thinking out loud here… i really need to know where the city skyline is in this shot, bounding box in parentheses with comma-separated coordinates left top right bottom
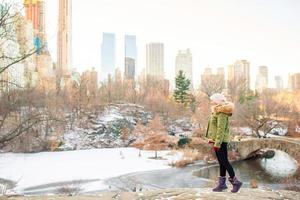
(16, 0, 300, 88)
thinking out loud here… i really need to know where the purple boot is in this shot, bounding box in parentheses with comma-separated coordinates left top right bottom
(229, 177, 243, 193)
(212, 176, 228, 192)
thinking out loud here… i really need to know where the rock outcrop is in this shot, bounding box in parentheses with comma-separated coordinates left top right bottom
(1, 188, 300, 200)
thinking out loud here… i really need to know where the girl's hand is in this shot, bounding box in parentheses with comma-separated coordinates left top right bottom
(208, 140, 215, 144)
(213, 146, 220, 151)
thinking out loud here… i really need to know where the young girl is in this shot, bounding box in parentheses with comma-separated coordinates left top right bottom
(205, 93, 242, 193)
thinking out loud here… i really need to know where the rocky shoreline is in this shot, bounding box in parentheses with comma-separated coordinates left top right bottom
(1, 188, 299, 200)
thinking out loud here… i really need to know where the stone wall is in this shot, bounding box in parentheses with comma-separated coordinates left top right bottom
(230, 138, 300, 160)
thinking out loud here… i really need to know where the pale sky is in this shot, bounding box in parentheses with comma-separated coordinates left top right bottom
(20, 0, 300, 88)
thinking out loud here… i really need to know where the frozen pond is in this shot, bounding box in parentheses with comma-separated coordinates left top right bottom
(0, 149, 299, 195)
(0, 148, 182, 195)
(194, 150, 299, 189)
(107, 150, 300, 191)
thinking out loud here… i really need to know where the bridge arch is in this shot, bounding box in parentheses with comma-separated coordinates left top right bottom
(230, 138, 300, 161)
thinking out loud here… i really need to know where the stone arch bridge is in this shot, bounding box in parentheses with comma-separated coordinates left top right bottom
(229, 137, 300, 160)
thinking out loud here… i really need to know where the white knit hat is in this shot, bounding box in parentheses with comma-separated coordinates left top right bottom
(210, 93, 227, 105)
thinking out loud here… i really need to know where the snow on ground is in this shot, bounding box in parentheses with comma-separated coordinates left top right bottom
(232, 127, 253, 136)
(0, 148, 183, 194)
(58, 104, 153, 151)
(232, 126, 288, 137)
(260, 150, 299, 177)
(98, 107, 124, 123)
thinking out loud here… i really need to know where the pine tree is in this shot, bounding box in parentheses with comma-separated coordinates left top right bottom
(173, 70, 191, 104)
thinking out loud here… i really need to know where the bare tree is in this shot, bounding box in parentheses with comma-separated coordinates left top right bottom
(227, 77, 249, 103)
(201, 77, 225, 97)
(132, 115, 177, 158)
(236, 91, 291, 138)
(70, 76, 90, 115)
(124, 78, 137, 104)
(191, 91, 211, 135)
(0, 1, 40, 76)
(274, 91, 300, 136)
(0, 1, 51, 150)
(0, 89, 61, 149)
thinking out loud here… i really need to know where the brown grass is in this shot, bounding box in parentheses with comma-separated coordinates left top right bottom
(57, 185, 82, 196)
(170, 159, 194, 168)
(182, 148, 204, 161)
(192, 128, 206, 138)
(188, 137, 207, 146)
(166, 150, 178, 156)
(170, 148, 204, 168)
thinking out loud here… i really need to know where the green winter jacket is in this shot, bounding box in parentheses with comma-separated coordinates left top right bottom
(205, 103, 234, 148)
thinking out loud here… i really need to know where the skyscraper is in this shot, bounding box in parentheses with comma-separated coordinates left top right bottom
(217, 67, 225, 76)
(201, 67, 213, 87)
(255, 66, 268, 93)
(24, 0, 45, 31)
(275, 75, 283, 90)
(125, 57, 135, 79)
(57, 0, 72, 77)
(0, 21, 26, 92)
(101, 33, 116, 82)
(23, 0, 46, 52)
(15, 15, 41, 88)
(146, 43, 164, 80)
(175, 49, 193, 88)
(228, 60, 251, 90)
(124, 35, 137, 79)
(288, 73, 300, 91)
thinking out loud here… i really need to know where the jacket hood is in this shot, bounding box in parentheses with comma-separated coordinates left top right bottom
(213, 102, 234, 116)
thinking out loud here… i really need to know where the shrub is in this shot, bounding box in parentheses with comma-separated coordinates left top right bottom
(56, 181, 82, 196)
(178, 137, 191, 147)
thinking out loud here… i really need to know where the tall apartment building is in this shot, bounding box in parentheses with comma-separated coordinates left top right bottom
(57, 0, 72, 77)
(288, 73, 300, 91)
(146, 43, 164, 80)
(124, 35, 137, 79)
(201, 67, 225, 93)
(228, 60, 251, 90)
(175, 49, 193, 89)
(101, 33, 116, 82)
(24, 0, 47, 51)
(275, 75, 283, 90)
(255, 66, 268, 93)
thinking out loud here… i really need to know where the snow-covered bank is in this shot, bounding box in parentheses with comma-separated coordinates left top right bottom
(59, 104, 153, 151)
(0, 148, 182, 195)
(260, 150, 299, 177)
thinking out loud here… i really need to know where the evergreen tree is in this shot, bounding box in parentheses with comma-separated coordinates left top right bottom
(173, 70, 191, 104)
